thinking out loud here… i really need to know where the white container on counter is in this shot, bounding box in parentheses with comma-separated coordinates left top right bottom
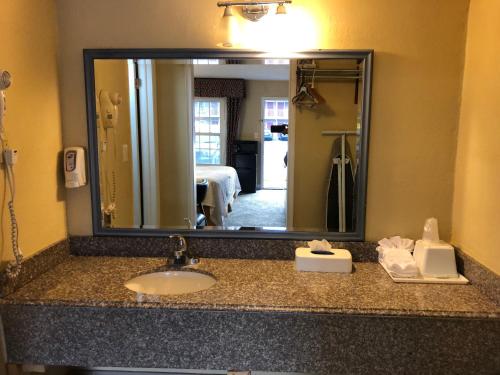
(295, 247, 352, 273)
(413, 240, 458, 278)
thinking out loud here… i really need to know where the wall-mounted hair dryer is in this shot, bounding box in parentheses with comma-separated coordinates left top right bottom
(0, 70, 11, 91)
(99, 90, 122, 129)
(96, 90, 122, 226)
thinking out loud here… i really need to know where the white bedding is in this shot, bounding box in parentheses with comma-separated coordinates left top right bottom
(195, 165, 241, 226)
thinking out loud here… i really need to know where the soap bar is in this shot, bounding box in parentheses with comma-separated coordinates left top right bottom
(295, 248, 352, 273)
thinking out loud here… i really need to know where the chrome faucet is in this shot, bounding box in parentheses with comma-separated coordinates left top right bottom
(168, 234, 199, 266)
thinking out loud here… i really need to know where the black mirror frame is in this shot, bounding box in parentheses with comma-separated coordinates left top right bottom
(84, 49, 373, 240)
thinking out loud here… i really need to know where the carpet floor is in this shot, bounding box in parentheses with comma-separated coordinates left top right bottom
(225, 189, 286, 228)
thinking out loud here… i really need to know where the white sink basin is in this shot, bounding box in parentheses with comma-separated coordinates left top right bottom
(125, 271, 216, 296)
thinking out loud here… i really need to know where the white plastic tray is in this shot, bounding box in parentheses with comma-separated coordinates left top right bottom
(379, 261, 469, 284)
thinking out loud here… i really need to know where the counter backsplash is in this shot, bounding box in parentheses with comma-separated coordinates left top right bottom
(0, 235, 498, 305)
(68, 236, 379, 261)
(0, 239, 70, 297)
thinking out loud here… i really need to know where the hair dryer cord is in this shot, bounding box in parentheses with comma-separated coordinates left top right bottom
(2, 144, 23, 278)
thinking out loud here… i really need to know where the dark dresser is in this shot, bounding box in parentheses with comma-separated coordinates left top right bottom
(233, 140, 258, 193)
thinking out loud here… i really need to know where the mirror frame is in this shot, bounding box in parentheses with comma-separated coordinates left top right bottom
(84, 49, 373, 240)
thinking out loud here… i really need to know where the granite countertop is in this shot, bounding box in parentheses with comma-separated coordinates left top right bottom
(1, 256, 498, 319)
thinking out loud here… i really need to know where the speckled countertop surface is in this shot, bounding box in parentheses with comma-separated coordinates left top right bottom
(1, 256, 498, 319)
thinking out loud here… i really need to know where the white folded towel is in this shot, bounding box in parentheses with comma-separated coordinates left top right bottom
(377, 236, 418, 278)
(377, 236, 414, 251)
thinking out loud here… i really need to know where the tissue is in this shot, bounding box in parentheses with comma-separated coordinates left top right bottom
(422, 217, 440, 242)
(307, 239, 332, 251)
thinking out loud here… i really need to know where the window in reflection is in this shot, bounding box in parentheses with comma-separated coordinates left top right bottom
(194, 98, 226, 165)
(192, 59, 220, 65)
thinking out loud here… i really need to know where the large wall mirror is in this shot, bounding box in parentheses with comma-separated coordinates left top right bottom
(84, 49, 372, 239)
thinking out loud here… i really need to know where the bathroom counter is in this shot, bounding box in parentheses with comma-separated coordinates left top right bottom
(1, 256, 498, 318)
(1, 256, 499, 374)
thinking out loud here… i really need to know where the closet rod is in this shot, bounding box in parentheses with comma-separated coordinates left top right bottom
(298, 68, 361, 73)
(301, 76, 361, 81)
(321, 130, 359, 136)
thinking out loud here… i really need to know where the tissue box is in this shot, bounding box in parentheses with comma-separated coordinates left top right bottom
(295, 248, 352, 273)
(413, 240, 458, 278)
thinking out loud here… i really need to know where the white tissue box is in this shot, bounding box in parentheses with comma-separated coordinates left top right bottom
(295, 248, 352, 273)
(413, 240, 458, 278)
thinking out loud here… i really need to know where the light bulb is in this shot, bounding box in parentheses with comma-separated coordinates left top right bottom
(223, 5, 233, 17)
(219, 6, 240, 48)
(276, 3, 287, 15)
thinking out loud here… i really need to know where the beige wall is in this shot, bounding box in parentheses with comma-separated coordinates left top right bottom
(240, 80, 289, 141)
(156, 61, 193, 227)
(0, 0, 67, 264)
(94, 60, 134, 228)
(56, 0, 469, 242)
(239, 80, 289, 187)
(451, 0, 500, 275)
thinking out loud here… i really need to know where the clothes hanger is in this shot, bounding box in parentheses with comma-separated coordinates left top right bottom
(292, 85, 314, 103)
(292, 65, 325, 108)
(292, 84, 318, 108)
(292, 68, 317, 108)
(308, 69, 325, 105)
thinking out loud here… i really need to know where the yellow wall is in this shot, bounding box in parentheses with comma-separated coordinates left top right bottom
(0, 0, 67, 263)
(56, 0, 469, 241)
(451, 0, 500, 275)
(94, 60, 134, 228)
(156, 61, 193, 227)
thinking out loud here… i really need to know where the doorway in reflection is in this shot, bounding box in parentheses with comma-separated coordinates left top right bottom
(193, 59, 290, 228)
(262, 98, 288, 190)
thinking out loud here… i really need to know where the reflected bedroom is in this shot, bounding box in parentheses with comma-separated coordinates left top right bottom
(93, 57, 364, 233)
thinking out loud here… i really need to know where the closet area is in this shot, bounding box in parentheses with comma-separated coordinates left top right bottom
(292, 59, 364, 232)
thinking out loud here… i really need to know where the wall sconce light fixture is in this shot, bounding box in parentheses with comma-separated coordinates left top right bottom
(218, 1, 292, 22)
